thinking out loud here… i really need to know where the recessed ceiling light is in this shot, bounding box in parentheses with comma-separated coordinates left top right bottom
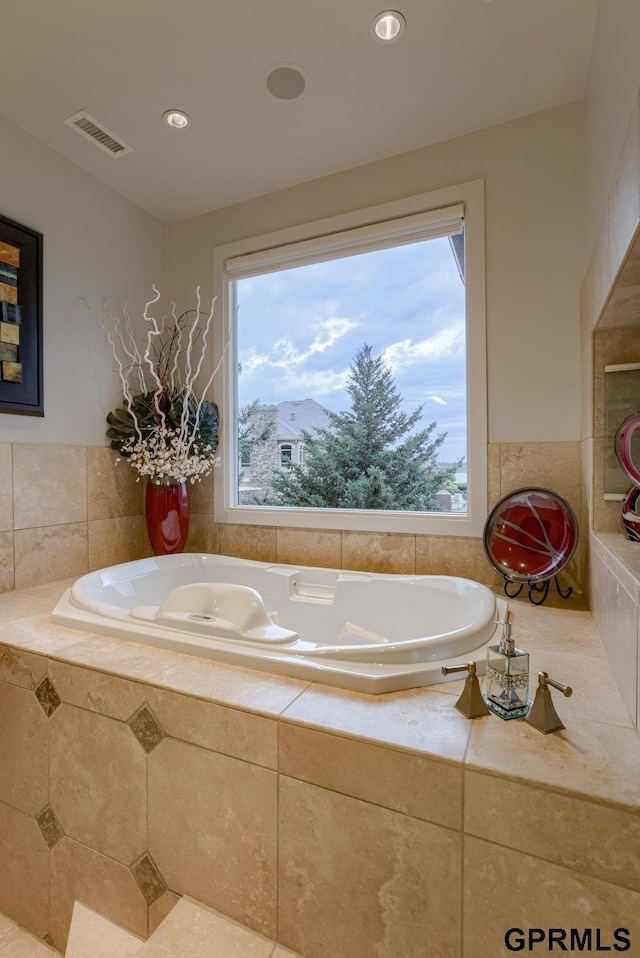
(371, 10, 406, 42)
(163, 110, 190, 129)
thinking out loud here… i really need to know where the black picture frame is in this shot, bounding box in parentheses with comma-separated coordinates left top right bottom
(0, 213, 44, 416)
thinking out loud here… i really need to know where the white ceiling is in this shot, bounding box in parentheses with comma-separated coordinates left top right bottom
(1, 0, 599, 224)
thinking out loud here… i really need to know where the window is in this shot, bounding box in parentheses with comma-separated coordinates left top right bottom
(280, 443, 293, 466)
(213, 180, 486, 536)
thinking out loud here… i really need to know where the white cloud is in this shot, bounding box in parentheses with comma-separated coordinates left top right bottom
(430, 396, 447, 406)
(382, 323, 465, 370)
(241, 317, 359, 378)
(270, 317, 359, 368)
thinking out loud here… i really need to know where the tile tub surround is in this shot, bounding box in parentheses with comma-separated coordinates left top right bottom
(0, 582, 639, 956)
(590, 531, 640, 729)
(0, 437, 586, 596)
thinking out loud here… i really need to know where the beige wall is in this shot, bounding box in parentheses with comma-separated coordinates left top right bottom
(0, 114, 167, 447)
(584, 0, 640, 260)
(169, 102, 584, 447)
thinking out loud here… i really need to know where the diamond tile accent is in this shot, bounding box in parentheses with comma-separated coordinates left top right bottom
(127, 703, 165, 753)
(130, 852, 168, 905)
(34, 676, 61, 717)
(36, 804, 64, 849)
(43, 933, 57, 949)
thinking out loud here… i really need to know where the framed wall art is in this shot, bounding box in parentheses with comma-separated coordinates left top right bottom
(0, 212, 43, 416)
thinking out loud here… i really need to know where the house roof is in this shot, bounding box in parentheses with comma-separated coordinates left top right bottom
(277, 400, 330, 442)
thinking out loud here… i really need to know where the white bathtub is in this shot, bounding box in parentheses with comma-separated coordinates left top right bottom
(51, 554, 505, 694)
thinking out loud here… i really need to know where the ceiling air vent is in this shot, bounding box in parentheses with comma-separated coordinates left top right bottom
(64, 111, 133, 157)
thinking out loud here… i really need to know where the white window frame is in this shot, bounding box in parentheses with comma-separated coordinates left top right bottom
(212, 179, 487, 537)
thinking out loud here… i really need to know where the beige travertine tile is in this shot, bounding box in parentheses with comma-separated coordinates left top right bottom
(482, 598, 615, 679)
(52, 634, 181, 683)
(599, 282, 640, 328)
(466, 710, 640, 809)
(0, 927, 58, 957)
(272, 949, 304, 958)
(5, 615, 90, 656)
(21, 577, 79, 600)
(0, 592, 54, 624)
(525, 648, 632, 728)
(580, 436, 593, 538)
(592, 438, 622, 533)
(88, 516, 149, 570)
(593, 324, 640, 441)
(0, 645, 47, 690)
(618, 230, 640, 286)
(281, 684, 472, 763)
(465, 770, 640, 892)
(137, 897, 274, 957)
(49, 704, 147, 863)
(13, 445, 87, 530)
(48, 660, 146, 720)
(219, 523, 277, 561)
(590, 549, 638, 725)
(0, 444, 12, 532)
(609, 95, 639, 275)
(50, 836, 147, 951)
(87, 447, 143, 520)
(65, 902, 144, 958)
(0, 531, 14, 594)
(341, 531, 415, 574)
(0, 799, 50, 939)
(146, 686, 278, 768)
(487, 443, 501, 510)
(0, 681, 48, 815)
(415, 534, 497, 587)
(279, 722, 462, 829)
(185, 513, 218, 554)
(148, 891, 180, 936)
(581, 335, 593, 443)
(591, 530, 640, 605)
(278, 776, 461, 958)
(188, 474, 215, 515)
(464, 835, 640, 958)
(14, 523, 88, 590)
(151, 655, 308, 717)
(498, 441, 581, 510)
(276, 527, 341, 569)
(0, 914, 16, 937)
(148, 738, 277, 937)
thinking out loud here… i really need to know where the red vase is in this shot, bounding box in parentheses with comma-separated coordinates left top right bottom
(145, 480, 189, 555)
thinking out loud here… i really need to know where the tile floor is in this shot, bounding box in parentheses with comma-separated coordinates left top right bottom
(0, 898, 303, 957)
(0, 912, 57, 956)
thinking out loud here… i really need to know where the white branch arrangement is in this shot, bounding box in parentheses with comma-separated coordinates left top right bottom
(101, 286, 224, 484)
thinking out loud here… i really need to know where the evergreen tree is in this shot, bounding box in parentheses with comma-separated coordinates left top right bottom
(265, 344, 459, 511)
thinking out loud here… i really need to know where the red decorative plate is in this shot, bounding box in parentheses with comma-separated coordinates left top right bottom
(614, 412, 640, 488)
(484, 487, 578, 583)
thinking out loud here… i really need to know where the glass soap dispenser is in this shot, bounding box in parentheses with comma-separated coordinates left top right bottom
(484, 611, 531, 720)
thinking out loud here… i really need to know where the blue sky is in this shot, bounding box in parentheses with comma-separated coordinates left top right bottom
(236, 235, 467, 462)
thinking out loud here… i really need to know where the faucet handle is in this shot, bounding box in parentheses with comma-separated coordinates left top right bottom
(441, 661, 489, 719)
(441, 661, 478, 677)
(526, 671, 573, 734)
(539, 672, 573, 697)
